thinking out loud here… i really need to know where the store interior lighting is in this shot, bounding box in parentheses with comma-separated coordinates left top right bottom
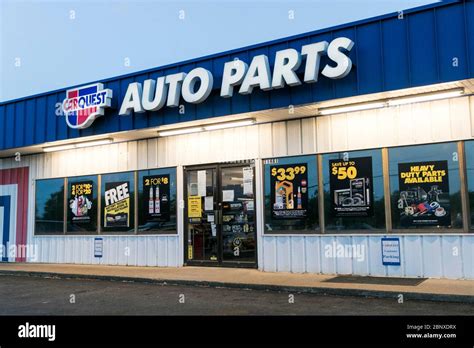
(43, 138, 114, 152)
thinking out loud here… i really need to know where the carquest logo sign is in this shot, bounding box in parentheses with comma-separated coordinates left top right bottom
(62, 83, 113, 129)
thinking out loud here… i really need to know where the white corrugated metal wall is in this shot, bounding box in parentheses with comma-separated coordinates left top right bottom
(0, 96, 473, 278)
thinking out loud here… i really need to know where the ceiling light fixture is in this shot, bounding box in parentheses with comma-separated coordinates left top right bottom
(43, 138, 113, 152)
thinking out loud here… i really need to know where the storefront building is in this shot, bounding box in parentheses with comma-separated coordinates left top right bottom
(1, 0, 474, 279)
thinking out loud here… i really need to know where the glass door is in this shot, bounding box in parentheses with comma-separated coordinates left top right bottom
(184, 162, 257, 267)
(220, 164, 256, 265)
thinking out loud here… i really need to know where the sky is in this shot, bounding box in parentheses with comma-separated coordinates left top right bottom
(0, 0, 439, 102)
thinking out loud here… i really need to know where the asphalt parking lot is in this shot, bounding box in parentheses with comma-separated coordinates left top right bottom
(0, 275, 473, 315)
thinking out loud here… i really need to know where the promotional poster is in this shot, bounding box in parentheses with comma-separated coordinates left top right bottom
(104, 181, 130, 228)
(270, 163, 308, 219)
(143, 175, 170, 222)
(397, 160, 450, 227)
(329, 156, 374, 217)
(68, 181, 94, 224)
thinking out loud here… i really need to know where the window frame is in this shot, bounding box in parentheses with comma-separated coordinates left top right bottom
(34, 177, 67, 236)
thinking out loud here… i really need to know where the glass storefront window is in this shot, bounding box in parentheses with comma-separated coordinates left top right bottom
(101, 172, 135, 233)
(66, 175, 98, 233)
(138, 168, 177, 234)
(35, 178, 65, 234)
(322, 149, 385, 231)
(264, 155, 319, 233)
(465, 140, 474, 229)
(389, 142, 462, 229)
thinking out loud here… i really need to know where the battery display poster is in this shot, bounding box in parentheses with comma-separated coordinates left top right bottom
(69, 181, 93, 224)
(270, 163, 308, 219)
(330, 156, 374, 217)
(143, 175, 170, 222)
(397, 161, 450, 227)
(104, 181, 130, 228)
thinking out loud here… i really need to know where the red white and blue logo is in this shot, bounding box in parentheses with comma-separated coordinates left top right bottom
(62, 83, 113, 129)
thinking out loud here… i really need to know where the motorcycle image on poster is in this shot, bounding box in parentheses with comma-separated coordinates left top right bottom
(397, 161, 450, 227)
(270, 163, 308, 219)
(329, 156, 374, 217)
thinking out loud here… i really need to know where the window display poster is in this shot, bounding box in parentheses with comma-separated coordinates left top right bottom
(69, 181, 93, 224)
(397, 161, 450, 227)
(104, 181, 130, 227)
(143, 175, 170, 222)
(270, 163, 308, 219)
(330, 156, 374, 217)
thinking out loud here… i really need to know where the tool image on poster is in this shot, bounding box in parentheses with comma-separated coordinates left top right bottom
(143, 175, 170, 222)
(270, 164, 308, 219)
(330, 156, 374, 217)
(397, 161, 450, 227)
(69, 181, 93, 224)
(104, 181, 130, 227)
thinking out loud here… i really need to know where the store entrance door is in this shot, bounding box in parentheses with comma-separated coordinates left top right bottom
(184, 162, 257, 268)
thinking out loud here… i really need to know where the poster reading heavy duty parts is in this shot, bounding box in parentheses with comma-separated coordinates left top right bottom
(397, 161, 450, 227)
(330, 156, 374, 217)
(270, 163, 308, 219)
(143, 175, 170, 222)
(104, 181, 130, 227)
(69, 181, 93, 224)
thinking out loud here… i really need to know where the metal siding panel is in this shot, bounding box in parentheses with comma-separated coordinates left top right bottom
(276, 236, 291, 272)
(211, 55, 232, 117)
(119, 78, 135, 132)
(466, 1, 474, 78)
(320, 236, 336, 274)
(329, 113, 349, 152)
(333, 27, 359, 98)
(133, 74, 151, 131)
(128, 237, 139, 266)
(367, 236, 386, 276)
(157, 236, 167, 267)
(286, 120, 302, 155)
(34, 97, 47, 144)
(137, 236, 147, 266)
(195, 60, 214, 121)
(462, 235, 474, 279)
(334, 236, 353, 275)
(288, 37, 313, 106)
(356, 23, 383, 94)
(230, 52, 251, 115)
(422, 236, 443, 277)
(263, 236, 277, 272)
(24, 100, 36, 146)
(45, 95, 57, 142)
(249, 46, 272, 112)
(14, 102, 25, 148)
(408, 11, 438, 86)
(0, 107, 5, 149)
(351, 236, 369, 276)
(290, 236, 305, 273)
(5, 104, 15, 149)
(441, 235, 463, 279)
(118, 237, 127, 265)
(167, 236, 178, 267)
(272, 122, 287, 156)
(163, 67, 181, 126)
(382, 18, 410, 91)
(436, 6, 468, 82)
(268, 42, 291, 108)
(309, 32, 334, 102)
(258, 123, 273, 158)
(403, 235, 423, 277)
(304, 236, 321, 273)
(386, 235, 404, 277)
(179, 63, 198, 123)
(315, 116, 331, 153)
(449, 96, 472, 139)
(145, 236, 156, 266)
(301, 117, 317, 154)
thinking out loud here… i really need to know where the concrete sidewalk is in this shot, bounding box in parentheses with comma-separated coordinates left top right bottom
(0, 263, 473, 303)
